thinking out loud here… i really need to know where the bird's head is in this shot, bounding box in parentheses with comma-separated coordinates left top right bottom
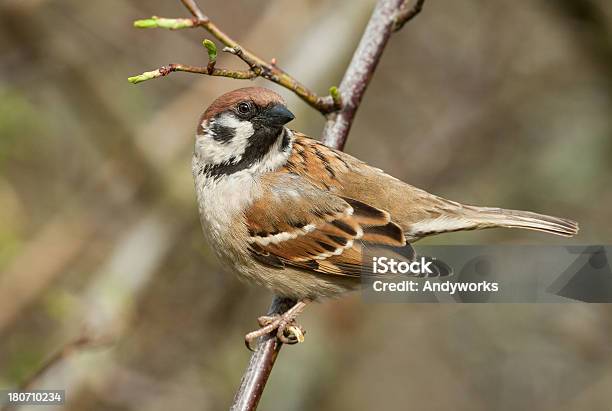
(195, 87, 295, 177)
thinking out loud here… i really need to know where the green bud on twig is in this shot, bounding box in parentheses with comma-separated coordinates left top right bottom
(133, 19, 158, 29)
(329, 86, 342, 109)
(128, 69, 162, 84)
(203, 39, 217, 63)
(133, 16, 195, 30)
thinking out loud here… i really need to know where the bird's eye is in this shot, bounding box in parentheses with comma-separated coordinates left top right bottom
(237, 102, 252, 115)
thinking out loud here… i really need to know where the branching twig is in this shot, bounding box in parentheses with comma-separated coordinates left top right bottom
(129, 3, 336, 114)
(128, 1, 426, 410)
(393, 0, 426, 31)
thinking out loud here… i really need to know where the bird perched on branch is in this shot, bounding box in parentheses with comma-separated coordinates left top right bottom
(192, 87, 578, 349)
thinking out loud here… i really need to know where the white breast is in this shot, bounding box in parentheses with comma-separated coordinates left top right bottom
(192, 155, 261, 255)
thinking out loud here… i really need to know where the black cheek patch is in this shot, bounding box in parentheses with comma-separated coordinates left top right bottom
(210, 121, 235, 143)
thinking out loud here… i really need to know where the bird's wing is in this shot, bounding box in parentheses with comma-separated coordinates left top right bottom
(245, 172, 410, 277)
(281, 133, 439, 229)
(284, 133, 578, 239)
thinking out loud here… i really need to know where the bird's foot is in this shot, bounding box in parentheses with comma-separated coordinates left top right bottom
(244, 300, 308, 351)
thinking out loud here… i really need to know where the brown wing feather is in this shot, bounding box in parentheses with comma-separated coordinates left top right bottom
(282, 134, 356, 192)
(280, 134, 458, 235)
(245, 172, 408, 278)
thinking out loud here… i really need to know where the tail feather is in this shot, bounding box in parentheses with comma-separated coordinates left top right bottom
(468, 206, 579, 237)
(407, 205, 579, 239)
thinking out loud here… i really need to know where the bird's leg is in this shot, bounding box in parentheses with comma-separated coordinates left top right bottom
(244, 299, 310, 351)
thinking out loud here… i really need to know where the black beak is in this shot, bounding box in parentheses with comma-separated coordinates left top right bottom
(264, 104, 295, 126)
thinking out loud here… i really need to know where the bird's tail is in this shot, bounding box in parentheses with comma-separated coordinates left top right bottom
(407, 204, 579, 239)
(465, 206, 579, 237)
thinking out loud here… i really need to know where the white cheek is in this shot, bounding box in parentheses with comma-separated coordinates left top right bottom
(195, 114, 254, 165)
(217, 114, 254, 144)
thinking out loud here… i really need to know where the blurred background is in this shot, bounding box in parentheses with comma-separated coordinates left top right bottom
(1, 0, 611, 410)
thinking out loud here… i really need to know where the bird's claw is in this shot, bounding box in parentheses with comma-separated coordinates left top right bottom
(244, 312, 306, 351)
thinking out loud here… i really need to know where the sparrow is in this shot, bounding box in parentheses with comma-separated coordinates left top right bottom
(192, 87, 578, 349)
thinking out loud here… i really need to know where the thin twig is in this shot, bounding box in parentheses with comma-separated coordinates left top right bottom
(128, 63, 258, 84)
(179, 0, 207, 21)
